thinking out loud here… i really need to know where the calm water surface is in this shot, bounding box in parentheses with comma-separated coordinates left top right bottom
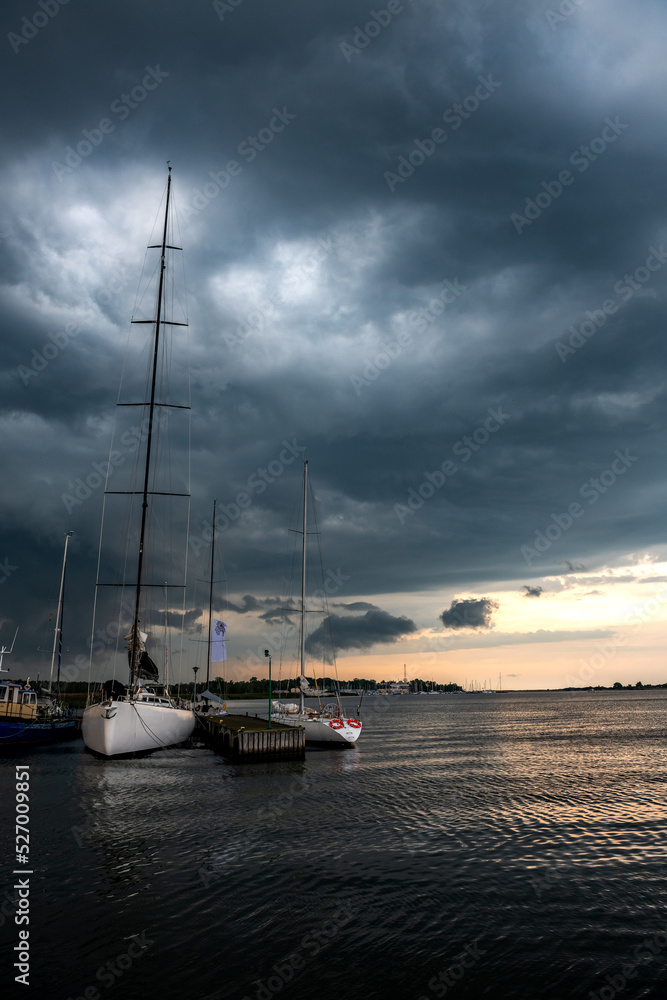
(2, 690, 667, 999)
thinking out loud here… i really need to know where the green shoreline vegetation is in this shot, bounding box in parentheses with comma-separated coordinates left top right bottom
(5, 678, 664, 711)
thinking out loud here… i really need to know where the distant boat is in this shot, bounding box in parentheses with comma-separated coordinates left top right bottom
(0, 533, 77, 745)
(271, 462, 362, 746)
(82, 168, 195, 757)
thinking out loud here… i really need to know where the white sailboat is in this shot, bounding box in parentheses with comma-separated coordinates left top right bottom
(82, 168, 195, 756)
(271, 461, 362, 746)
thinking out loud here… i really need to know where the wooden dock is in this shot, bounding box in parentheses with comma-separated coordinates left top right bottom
(198, 713, 305, 760)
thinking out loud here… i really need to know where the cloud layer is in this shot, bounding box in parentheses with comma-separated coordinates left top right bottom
(439, 597, 499, 630)
(2, 0, 666, 679)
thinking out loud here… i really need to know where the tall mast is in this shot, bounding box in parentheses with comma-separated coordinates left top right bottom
(49, 531, 73, 693)
(206, 499, 216, 688)
(300, 460, 308, 712)
(130, 167, 172, 687)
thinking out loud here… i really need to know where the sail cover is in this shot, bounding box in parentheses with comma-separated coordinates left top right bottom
(124, 624, 159, 680)
(137, 651, 159, 681)
(198, 689, 225, 705)
(212, 620, 228, 662)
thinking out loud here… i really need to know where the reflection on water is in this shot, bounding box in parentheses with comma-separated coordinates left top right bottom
(2, 690, 667, 999)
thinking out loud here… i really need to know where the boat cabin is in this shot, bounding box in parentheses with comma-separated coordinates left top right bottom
(0, 682, 37, 720)
(135, 685, 171, 707)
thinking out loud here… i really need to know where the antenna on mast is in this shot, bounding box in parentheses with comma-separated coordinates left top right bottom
(0, 628, 19, 673)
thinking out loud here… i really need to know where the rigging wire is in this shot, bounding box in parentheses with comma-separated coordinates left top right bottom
(308, 475, 343, 712)
(87, 172, 191, 703)
(278, 480, 304, 697)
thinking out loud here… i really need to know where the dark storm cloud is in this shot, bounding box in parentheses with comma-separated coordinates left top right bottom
(213, 594, 292, 624)
(249, 598, 380, 626)
(2, 0, 667, 676)
(331, 601, 380, 611)
(222, 595, 283, 615)
(258, 608, 292, 625)
(439, 598, 498, 630)
(523, 585, 543, 598)
(306, 609, 418, 657)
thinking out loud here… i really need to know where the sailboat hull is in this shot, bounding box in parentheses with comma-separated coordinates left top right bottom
(272, 713, 361, 745)
(0, 718, 77, 745)
(82, 700, 195, 756)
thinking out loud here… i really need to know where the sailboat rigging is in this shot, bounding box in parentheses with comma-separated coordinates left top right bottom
(0, 532, 77, 745)
(271, 461, 362, 745)
(194, 499, 228, 716)
(49, 530, 73, 697)
(82, 167, 195, 756)
(207, 498, 216, 690)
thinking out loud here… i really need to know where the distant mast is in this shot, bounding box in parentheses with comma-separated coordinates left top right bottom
(206, 499, 217, 688)
(49, 530, 73, 695)
(0, 629, 19, 673)
(300, 461, 308, 713)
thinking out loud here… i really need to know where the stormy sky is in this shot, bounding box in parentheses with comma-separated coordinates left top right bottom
(1, 0, 666, 689)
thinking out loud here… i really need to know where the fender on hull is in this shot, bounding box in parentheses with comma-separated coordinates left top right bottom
(271, 713, 361, 746)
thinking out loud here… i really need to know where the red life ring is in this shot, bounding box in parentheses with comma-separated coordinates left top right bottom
(347, 718, 361, 728)
(329, 719, 344, 729)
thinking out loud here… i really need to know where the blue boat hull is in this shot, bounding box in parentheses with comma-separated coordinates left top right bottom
(0, 718, 78, 745)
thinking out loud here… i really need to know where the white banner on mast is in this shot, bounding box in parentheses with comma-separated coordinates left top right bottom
(212, 620, 228, 662)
